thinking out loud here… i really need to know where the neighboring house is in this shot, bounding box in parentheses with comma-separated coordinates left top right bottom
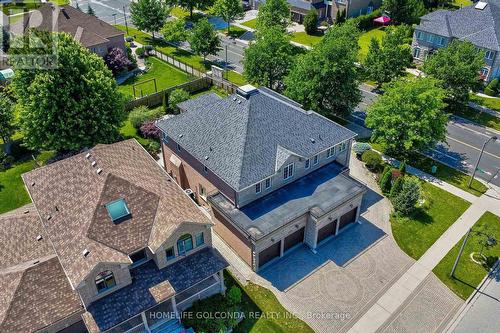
(11, 4, 125, 57)
(412, 0, 500, 81)
(251, 0, 380, 23)
(0, 139, 228, 333)
(156, 85, 367, 271)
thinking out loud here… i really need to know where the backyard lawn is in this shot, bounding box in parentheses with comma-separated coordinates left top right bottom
(0, 151, 54, 214)
(434, 211, 500, 299)
(391, 181, 471, 260)
(291, 32, 323, 47)
(452, 0, 473, 7)
(118, 57, 192, 97)
(241, 18, 257, 29)
(471, 94, 500, 112)
(358, 27, 386, 62)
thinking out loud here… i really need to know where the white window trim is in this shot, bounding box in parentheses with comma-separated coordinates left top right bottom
(283, 163, 294, 180)
(199, 184, 207, 200)
(327, 147, 334, 159)
(265, 177, 272, 189)
(305, 158, 310, 169)
(485, 50, 494, 60)
(255, 182, 261, 194)
(313, 154, 319, 165)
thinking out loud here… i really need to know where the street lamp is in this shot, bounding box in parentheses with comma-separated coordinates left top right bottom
(468, 135, 497, 188)
(450, 228, 497, 277)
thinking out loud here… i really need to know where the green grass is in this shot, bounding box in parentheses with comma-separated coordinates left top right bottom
(471, 94, 500, 112)
(119, 117, 152, 146)
(358, 27, 386, 62)
(226, 70, 247, 86)
(224, 25, 249, 38)
(391, 182, 471, 260)
(447, 102, 500, 131)
(452, 0, 473, 7)
(225, 272, 313, 333)
(171, 6, 190, 19)
(241, 18, 257, 30)
(119, 56, 192, 97)
(433, 211, 500, 299)
(0, 151, 54, 214)
(357, 138, 488, 196)
(291, 31, 323, 47)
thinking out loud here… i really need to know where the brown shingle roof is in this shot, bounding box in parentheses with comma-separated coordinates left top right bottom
(15, 4, 124, 48)
(22, 139, 212, 287)
(0, 206, 82, 333)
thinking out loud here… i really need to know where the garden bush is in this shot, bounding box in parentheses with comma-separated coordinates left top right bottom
(304, 9, 318, 35)
(389, 176, 404, 198)
(168, 89, 190, 112)
(145, 141, 161, 159)
(379, 169, 392, 193)
(104, 47, 131, 76)
(0, 150, 14, 171)
(129, 106, 164, 129)
(227, 286, 242, 306)
(399, 161, 407, 174)
(139, 121, 161, 139)
(393, 177, 421, 215)
(362, 150, 382, 171)
(353, 142, 372, 157)
(135, 47, 145, 58)
(350, 9, 381, 31)
(484, 78, 498, 96)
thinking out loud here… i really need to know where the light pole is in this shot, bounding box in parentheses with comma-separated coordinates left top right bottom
(123, 6, 129, 35)
(468, 135, 497, 187)
(451, 228, 497, 277)
(112, 13, 117, 26)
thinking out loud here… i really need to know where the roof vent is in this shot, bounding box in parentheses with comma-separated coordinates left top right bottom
(96, 168, 103, 175)
(23, 209, 29, 214)
(475, 1, 487, 10)
(32, 260, 39, 265)
(85, 152, 91, 159)
(179, 134, 183, 138)
(204, 155, 209, 160)
(236, 84, 258, 99)
(233, 97, 237, 101)
(46, 215, 51, 221)
(91, 161, 97, 167)
(36, 235, 43, 241)
(31, 182, 35, 187)
(237, 100, 241, 104)
(310, 138, 315, 143)
(82, 249, 90, 257)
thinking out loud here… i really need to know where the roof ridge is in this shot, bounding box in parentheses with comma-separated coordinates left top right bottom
(235, 97, 253, 188)
(0, 266, 28, 329)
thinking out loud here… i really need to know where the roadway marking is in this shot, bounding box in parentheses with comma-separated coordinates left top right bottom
(428, 148, 460, 161)
(446, 136, 500, 160)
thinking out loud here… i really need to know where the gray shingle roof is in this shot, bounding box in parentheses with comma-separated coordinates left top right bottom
(417, 0, 500, 50)
(156, 87, 357, 191)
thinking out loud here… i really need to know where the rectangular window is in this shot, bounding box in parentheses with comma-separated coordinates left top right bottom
(327, 147, 335, 158)
(199, 184, 207, 199)
(166, 247, 175, 260)
(480, 67, 489, 78)
(283, 163, 294, 180)
(196, 232, 204, 247)
(162, 133, 168, 143)
(265, 177, 272, 189)
(255, 182, 261, 194)
(413, 47, 421, 59)
(176, 143, 181, 152)
(129, 249, 147, 267)
(438, 37, 445, 46)
(305, 159, 310, 169)
(313, 154, 319, 165)
(485, 50, 494, 60)
(341, 142, 347, 152)
(427, 33, 433, 43)
(416, 31, 423, 40)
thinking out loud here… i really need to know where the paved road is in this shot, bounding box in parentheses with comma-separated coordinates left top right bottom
(354, 85, 500, 187)
(207, 35, 246, 73)
(72, 0, 131, 25)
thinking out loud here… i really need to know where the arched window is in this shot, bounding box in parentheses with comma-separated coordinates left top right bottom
(177, 234, 193, 255)
(95, 270, 116, 293)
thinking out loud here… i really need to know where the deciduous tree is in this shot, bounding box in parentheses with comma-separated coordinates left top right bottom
(365, 76, 447, 157)
(212, 0, 244, 34)
(0, 91, 15, 143)
(255, 0, 290, 32)
(161, 18, 187, 43)
(303, 9, 318, 35)
(9, 31, 125, 152)
(364, 25, 412, 85)
(382, 0, 425, 25)
(104, 47, 131, 75)
(284, 23, 361, 116)
(130, 0, 170, 38)
(423, 40, 484, 104)
(189, 18, 221, 61)
(243, 27, 294, 90)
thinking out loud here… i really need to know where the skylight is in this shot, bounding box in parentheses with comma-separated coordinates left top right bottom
(105, 198, 131, 222)
(475, 1, 487, 10)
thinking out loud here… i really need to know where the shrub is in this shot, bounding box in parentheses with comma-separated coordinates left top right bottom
(169, 89, 190, 112)
(379, 170, 392, 193)
(362, 150, 382, 171)
(135, 47, 145, 58)
(389, 176, 404, 198)
(182, 294, 236, 333)
(145, 141, 161, 159)
(304, 9, 318, 35)
(129, 106, 164, 129)
(353, 142, 372, 157)
(139, 121, 161, 139)
(227, 286, 242, 306)
(0, 150, 14, 171)
(393, 177, 421, 215)
(485, 87, 496, 96)
(125, 36, 134, 43)
(104, 47, 131, 76)
(399, 161, 407, 174)
(9, 140, 33, 160)
(350, 9, 381, 31)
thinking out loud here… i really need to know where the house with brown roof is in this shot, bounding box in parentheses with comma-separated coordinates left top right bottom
(12, 4, 125, 57)
(0, 139, 228, 333)
(156, 85, 367, 271)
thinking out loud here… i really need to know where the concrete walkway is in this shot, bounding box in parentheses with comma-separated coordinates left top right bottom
(349, 181, 500, 333)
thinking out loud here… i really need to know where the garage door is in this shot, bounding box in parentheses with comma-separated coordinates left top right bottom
(339, 207, 358, 230)
(284, 227, 305, 252)
(258, 242, 281, 268)
(317, 221, 336, 244)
